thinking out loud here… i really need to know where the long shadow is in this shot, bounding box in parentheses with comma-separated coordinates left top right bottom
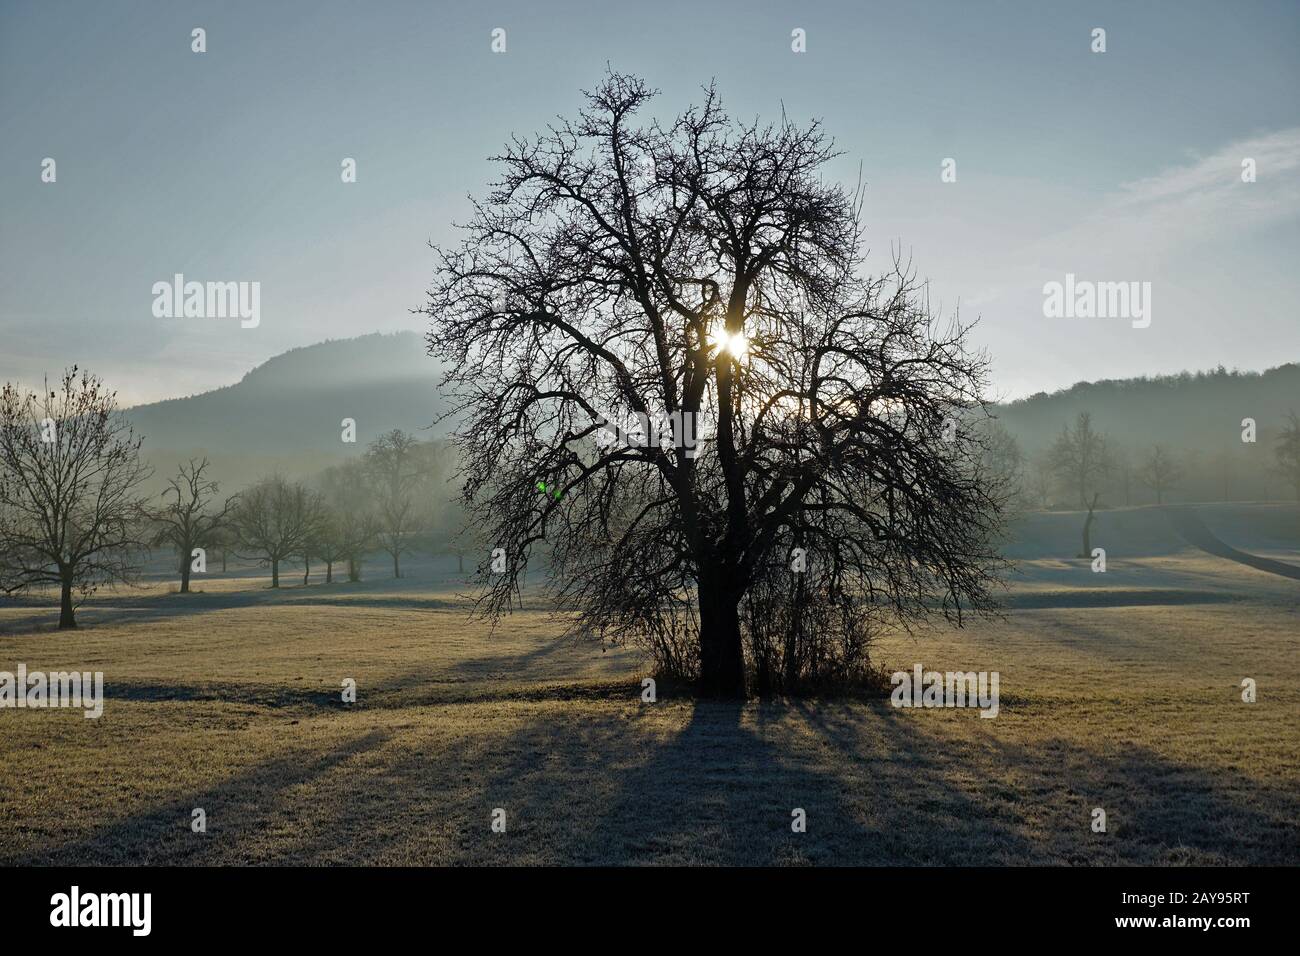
(804, 701, 1299, 865)
(16, 729, 389, 866)
(975, 732, 1300, 865)
(404, 697, 1041, 865)
(1002, 589, 1239, 610)
(0, 581, 467, 634)
(445, 631, 610, 682)
(97, 673, 642, 710)
(15, 698, 1295, 865)
(574, 699, 900, 865)
(99, 679, 346, 709)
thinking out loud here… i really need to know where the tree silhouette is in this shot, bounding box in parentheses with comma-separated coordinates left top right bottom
(149, 458, 237, 593)
(364, 429, 430, 579)
(231, 476, 322, 588)
(1048, 412, 1113, 510)
(423, 72, 1005, 697)
(316, 459, 378, 582)
(0, 368, 151, 628)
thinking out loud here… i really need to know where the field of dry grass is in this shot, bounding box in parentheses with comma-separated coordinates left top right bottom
(2, 514, 1298, 865)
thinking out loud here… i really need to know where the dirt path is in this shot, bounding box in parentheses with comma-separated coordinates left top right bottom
(1164, 506, 1300, 581)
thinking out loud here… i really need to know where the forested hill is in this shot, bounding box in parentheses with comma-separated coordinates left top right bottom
(994, 363, 1299, 454)
(123, 331, 1296, 499)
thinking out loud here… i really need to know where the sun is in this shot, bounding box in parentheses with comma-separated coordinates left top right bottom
(708, 330, 750, 359)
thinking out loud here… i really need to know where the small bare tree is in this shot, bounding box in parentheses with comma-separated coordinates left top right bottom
(231, 476, 322, 588)
(365, 430, 428, 579)
(150, 458, 237, 593)
(311, 460, 379, 583)
(1048, 411, 1115, 558)
(1137, 444, 1183, 505)
(1048, 412, 1113, 510)
(0, 368, 151, 628)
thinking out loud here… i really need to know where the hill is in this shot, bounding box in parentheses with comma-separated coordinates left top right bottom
(124, 331, 1297, 500)
(995, 363, 1299, 452)
(993, 363, 1300, 504)
(126, 332, 447, 490)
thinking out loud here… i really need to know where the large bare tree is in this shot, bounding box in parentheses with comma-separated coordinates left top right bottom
(0, 368, 151, 628)
(423, 73, 1005, 697)
(150, 458, 237, 593)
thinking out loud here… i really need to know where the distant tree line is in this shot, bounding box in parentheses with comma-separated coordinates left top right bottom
(171, 429, 462, 590)
(0, 365, 466, 627)
(1021, 410, 1300, 512)
(2, 365, 1297, 631)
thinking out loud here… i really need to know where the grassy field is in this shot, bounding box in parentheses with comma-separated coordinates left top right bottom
(2, 507, 1298, 865)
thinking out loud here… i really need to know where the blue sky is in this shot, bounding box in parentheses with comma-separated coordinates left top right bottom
(2, 0, 1297, 405)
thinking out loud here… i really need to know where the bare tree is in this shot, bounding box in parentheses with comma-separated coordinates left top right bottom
(209, 522, 236, 573)
(0, 368, 151, 628)
(316, 460, 378, 583)
(1028, 452, 1054, 510)
(1048, 412, 1113, 558)
(365, 430, 428, 579)
(422, 72, 1006, 697)
(150, 458, 237, 593)
(231, 476, 322, 588)
(978, 420, 1025, 513)
(1274, 411, 1300, 502)
(1048, 412, 1113, 510)
(1137, 444, 1183, 505)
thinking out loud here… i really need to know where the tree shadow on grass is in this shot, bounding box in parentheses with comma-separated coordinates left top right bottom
(796, 702, 1300, 865)
(361, 698, 1041, 865)
(17, 699, 1297, 865)
(974, 731, 1300, 865)
(19, 729, 389, 866)
(0, 581, 466, 635)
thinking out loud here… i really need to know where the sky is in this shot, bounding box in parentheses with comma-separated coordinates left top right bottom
(1, 0, 1297, 406)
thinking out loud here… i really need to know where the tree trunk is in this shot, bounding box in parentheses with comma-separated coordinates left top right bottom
(326, 561, 333, 584)
(1080, 493, 1099, 558)
(180, 557, 191, 594)
(348, 557, 360, 583)
(392, 552, 401, 579)
(303, 555, 310, 586)
(58, 572, 77, 629)
(457, 552, 464, 573)
(221, 548, 227, 573)
(271, 559, 280, 588)
(698, 575, 746, 698)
